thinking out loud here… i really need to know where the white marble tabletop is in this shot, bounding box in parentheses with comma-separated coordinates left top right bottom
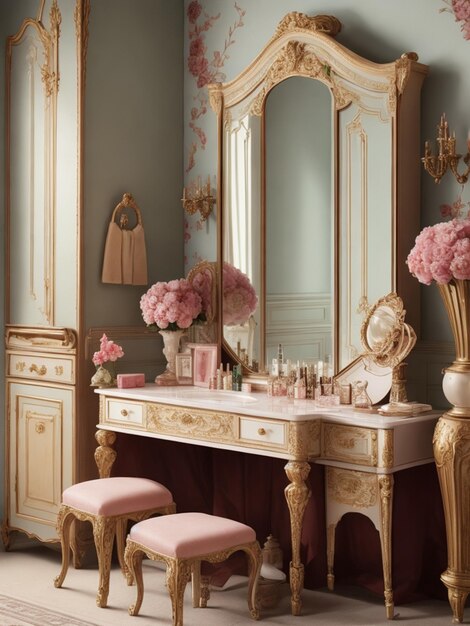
(95, 384, 440, 428)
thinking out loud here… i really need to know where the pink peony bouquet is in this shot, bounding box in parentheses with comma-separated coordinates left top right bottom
(223, 262, 258, 325)
(140, 278, 203, 331)
(191, 267, 214, 321)
(407, 218, 470, 285)
(92, 334, 124, 366)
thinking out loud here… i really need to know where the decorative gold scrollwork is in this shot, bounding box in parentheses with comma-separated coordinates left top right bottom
(29, 364, 47, 376)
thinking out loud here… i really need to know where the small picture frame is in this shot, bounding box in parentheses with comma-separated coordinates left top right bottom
(175, 353, 193, 385)
(192, 343, 218, 388)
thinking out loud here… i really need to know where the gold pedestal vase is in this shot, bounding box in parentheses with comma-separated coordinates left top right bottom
(434, 279, 470, 623)
(155, 329, 185, 386)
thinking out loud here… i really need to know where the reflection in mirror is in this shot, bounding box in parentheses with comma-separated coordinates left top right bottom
(222, 76, 333, 373)
(265, 77, 332, 368)
(366, 305, 397, 351)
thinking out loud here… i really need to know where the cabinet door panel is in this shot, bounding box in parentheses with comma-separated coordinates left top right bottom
(8, 382, 73, 541)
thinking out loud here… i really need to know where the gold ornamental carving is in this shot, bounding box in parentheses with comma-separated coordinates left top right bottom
(395, 52, 418, 95)
(433, 413, 470, 623)
(146, 403, 236, 443)
(378, 474, 394, 619)
(275, 13, 342, 38)
(327, 468, 377, 508)
(382, 430, 394, 468)
(208, 83, 223, 115)
(125, 539, 261, 621)
(287, 420, 320, 459)
(284, 461, 311, 616)
(323, 424, 378, 466)
(94, 429, 117, 478)
(433, 418, 470, 467)
(250, 41, 353, 117)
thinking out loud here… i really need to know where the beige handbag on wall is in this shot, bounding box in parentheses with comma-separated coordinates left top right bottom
(101, 193, 148, 285)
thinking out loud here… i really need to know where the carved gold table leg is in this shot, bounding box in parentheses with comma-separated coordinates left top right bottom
(284, 461, 311, 616)
(378, 474, 394, 620)
(95, 429, 117, 478)
(434, 415, 470, 624)
(326, 523, 336, 591)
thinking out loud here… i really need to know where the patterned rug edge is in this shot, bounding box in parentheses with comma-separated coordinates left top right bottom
(0, 593, 97, 626)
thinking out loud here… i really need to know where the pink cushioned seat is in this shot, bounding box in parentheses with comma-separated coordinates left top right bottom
(129, 512, 256, 558)
(125, 512, 262, 624)
(55, 477, 176, 609)
(62, 477, 173, 516)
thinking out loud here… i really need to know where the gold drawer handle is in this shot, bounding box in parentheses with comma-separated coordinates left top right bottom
(258, 428, 266, 436)
(120, 409, 129, 417)
(35, 422, 45, 434)
(29, 364, 47, 376)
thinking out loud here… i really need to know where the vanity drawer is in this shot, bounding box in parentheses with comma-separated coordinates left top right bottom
(239, 417, 286, 448)
(322, 423, 378, 467)
(7, 352, 75, 384)
(104, 399, 145, 427)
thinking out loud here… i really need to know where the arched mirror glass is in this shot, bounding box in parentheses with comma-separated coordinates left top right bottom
(265, 77, 333, 368)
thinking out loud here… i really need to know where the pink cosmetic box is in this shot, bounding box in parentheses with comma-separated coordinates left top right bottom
(117, 373, 146, 389)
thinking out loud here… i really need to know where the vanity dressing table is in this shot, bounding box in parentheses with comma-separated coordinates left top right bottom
(95, 385, 439, 618)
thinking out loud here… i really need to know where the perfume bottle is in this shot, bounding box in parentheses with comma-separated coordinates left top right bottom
(294, 367, 306, 399)
(353, 380, 372, 409)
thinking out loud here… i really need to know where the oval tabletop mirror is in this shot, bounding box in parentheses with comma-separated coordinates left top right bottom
(360, 292, 416, 403)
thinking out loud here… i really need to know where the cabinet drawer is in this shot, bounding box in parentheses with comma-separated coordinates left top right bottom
(7, 352, 75, 384)
(322, 423, 378, 467)
(239, 417, 286, 447)
(105, 399, 144, 427)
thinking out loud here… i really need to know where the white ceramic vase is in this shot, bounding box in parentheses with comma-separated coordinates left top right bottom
(155, 329, 185, 386)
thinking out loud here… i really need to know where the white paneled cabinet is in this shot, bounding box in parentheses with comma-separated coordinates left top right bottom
(7, 379, 73, 541)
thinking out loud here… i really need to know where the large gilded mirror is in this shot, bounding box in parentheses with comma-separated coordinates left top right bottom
(209, 12, 427, 382)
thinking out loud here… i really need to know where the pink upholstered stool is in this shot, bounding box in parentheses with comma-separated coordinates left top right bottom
(54, 477, 176, 608)
(124, 512, 262, 626)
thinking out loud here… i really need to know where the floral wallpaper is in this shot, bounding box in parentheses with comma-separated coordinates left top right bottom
(184, 1, 246, 271)
(441, 0, 470, 39)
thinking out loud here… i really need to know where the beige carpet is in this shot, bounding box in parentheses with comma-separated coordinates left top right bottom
(0, 544, 456, 625)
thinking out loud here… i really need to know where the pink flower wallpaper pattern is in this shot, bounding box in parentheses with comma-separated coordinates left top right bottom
(184, 1, 246, 270)
(441, 0, 470, 39)
(186, 1, 246, 173)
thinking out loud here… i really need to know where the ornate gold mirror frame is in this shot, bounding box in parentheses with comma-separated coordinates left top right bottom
(209, 12, 427, 387)
(360, 292, 416, 404)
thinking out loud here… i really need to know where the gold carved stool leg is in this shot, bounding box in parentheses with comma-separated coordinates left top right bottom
(378, 474, 394, 619)
(243, 541, 262, 620)
(54, 506, 76, 588)
(434, 414, 470, 624)
(92, 515, 116, 608)
(116, 518, 133, 585)
(284, 461, 311, 616)
(191, 561, 201, 608)
(200, 575, 211, 608)
(125, 542, 145, 616)
(166, 558, 192, 626)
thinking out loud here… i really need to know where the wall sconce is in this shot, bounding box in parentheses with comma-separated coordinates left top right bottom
(182, 176, 215, 221)
(422, 113, 470, 184)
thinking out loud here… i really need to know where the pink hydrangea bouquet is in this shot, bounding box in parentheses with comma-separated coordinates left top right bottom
(407, 218, 470, 285)
(92, 333, 124, 367)
(140, 278, 203, 331)
(223, 262, 258, 325)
